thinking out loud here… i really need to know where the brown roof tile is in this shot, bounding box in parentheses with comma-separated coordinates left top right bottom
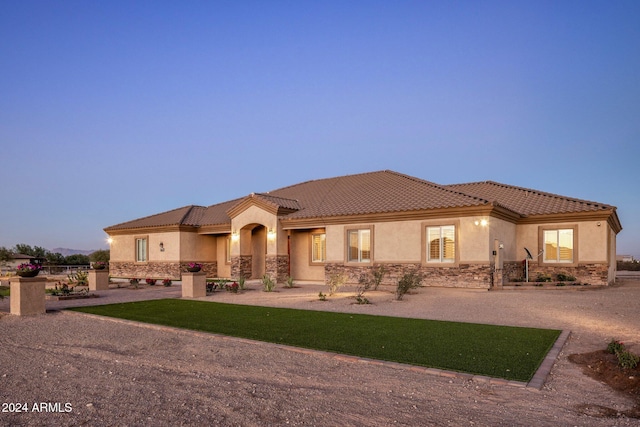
(445, 181, 615, 216)
(105, 205, 207, 231)
(105, 171, 619, 232)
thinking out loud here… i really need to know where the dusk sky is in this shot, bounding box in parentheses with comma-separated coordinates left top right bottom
(1, 1, 639, 258)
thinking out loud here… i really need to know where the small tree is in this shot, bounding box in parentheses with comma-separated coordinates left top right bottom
(396, 269, 423, 300)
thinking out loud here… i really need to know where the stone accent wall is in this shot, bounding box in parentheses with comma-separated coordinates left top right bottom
(109, 261, 217, 280)
(504, 261, 609, 285)
(324, 263, 492, 289)
(231, 255, 252, 280)
(265, 255, 290, 283)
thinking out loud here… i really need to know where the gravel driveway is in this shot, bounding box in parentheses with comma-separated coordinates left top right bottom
(1, 278, 639, 426)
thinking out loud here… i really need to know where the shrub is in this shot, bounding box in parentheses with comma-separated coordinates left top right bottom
(145, 278, 157, 286)
(285, 276, 295, 288)
(162, 278, 172, 287)
(535, 273, 552, 283)
(318, 292, 327, 301)
(617, 350, 640, 369)
(68, 270, 89, 286)
(129, 278, 140, 288)
(262, 274, 275, 292)
(327, 273, 347, 295)
(607, 339, 625, 355)
(237, 276, 246, 290)
(371, 265, 387, 290)
(556, 273, 576, 282)
(396, 269, 423, 301)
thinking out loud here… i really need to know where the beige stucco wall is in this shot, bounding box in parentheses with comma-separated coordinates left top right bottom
(324, 217, 506, 265)
(289, 229, 325, 281)
(109, 231, 216, 263)
(515, 220, 610, 264)
(216, 236, 231, 278)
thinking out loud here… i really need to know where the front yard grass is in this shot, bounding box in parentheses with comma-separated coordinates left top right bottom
(70, 299, 561, 382)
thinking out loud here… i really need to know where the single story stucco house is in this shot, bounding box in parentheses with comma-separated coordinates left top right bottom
(105, 170, 622, 288)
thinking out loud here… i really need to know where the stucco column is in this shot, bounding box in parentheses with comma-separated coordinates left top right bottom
(181, 272, 206, 298)
(10, 276, 46, 316)
(88, 269, 110, 291)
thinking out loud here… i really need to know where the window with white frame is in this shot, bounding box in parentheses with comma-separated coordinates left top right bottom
(427, 225, 455, 262)
(543, 229, 573, 263)
(347, 229, 371, 263)
(311, 233, 326, 263)
(135, 237, 147, 262)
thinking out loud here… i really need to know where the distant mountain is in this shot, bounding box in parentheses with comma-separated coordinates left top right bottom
(50, 248, 97, 257)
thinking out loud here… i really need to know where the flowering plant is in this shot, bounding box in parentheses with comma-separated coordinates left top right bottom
(16, 263, 42, 276)
(145, 278, 157, 286)
(188, 263, 202, 269)
(16, 263, 41, 273)
(224, 282, 239, 293)
(162, 278, 172, 287)
(93, 261, 107, 270)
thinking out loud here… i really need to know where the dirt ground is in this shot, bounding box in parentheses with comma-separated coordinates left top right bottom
(1, 278, 639, 426)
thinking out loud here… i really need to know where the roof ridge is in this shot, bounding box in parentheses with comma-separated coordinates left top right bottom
(387, 171, 491, 205)
(449, 180, 612, 209)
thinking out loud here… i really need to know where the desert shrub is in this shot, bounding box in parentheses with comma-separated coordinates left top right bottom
(371, 265, 387, 290)
(224, 282, 239, 293)
(556, 273, 576, 282)
(68, 270, 88, 286)
(285, 276, 295, 288)
(237, 276, 246, 290)
(262, 274, 275, 292)
(535, 273, 552, 283)
(162, 278, 172, 287)
(395, 269, 423, 301)
(607, 339, 625, 354)
(318, 292, 327, 301)
(327, 273, 347, 296)
(145, 278, 157, 286)
(617, 350, 640, 369)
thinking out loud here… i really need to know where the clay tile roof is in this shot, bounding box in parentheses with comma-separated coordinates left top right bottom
(198, 198, 242, 226)
(445, 181, 615, 216)
(104, 205, 207, 231)
(268, 170, 488, 219)
(252, 193, 301, 211)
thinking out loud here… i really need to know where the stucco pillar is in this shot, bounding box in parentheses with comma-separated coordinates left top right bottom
(88, 269, 110, 291)
(181, 272, 206, 298)
(10, 276, 46, 316)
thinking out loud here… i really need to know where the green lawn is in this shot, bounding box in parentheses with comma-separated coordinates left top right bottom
(0, 286, 9, 298)
(70, 299, 561, 382)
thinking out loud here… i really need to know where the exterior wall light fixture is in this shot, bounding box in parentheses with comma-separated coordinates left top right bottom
(231, 231, 239, 241)
(474, 219, 488, 227)
(268, 228, 276, 239)
(159, 242, 165, 252)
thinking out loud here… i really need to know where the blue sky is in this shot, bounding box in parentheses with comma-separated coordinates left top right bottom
(1, 1, 639, 257)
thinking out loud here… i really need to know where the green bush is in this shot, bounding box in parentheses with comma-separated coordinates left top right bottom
(556, 273, 576, 282)
(535, 273, 552, 283)
(607, 339, 625, 355)
(396, 269, 423, 301)
(617, 350, 640, 369)
(261, 274, 275, 292)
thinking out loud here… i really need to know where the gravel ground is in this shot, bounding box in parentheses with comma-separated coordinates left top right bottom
(1, 278, 639, 426)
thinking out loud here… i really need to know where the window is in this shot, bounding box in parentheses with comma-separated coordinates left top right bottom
(544, 229, 573, 263)
(348, 229, 371, 263)
(311, 233, 326, 263)
(427, 225, 455, 262)
(135, 238, 147, 262)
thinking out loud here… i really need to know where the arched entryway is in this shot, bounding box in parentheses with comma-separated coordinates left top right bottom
(238, 223, 267, 279)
